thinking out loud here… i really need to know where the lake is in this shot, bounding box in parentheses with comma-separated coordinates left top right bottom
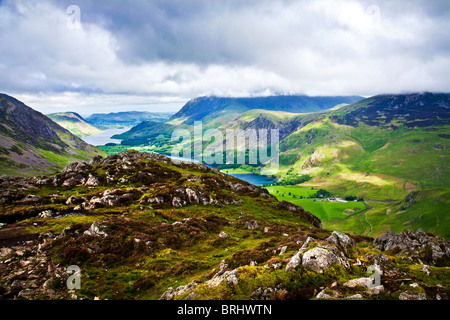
(228, 173, 275, 186)
(81, 127, 131, 146)
(167, 155, 275, 186)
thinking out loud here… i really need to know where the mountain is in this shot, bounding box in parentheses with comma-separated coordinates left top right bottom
(172, 95, 364, 125)
(112, 95, 364, 147)
(0, 94, 105, 177)
(0, 150, 448, 300)
(47, 112, 103, 138)
(330, 92, 450, 128)
(86, 111, 174, 129)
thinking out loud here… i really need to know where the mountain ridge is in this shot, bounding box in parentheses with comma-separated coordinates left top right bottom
(172, 95, 365, 125)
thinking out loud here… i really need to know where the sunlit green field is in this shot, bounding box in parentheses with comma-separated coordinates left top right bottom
(265, 185, 367, 222)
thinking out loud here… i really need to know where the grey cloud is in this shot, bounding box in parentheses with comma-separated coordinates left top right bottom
(0, 0, 449, 109)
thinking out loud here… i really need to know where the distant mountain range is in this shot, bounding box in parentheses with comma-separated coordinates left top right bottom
(47, 112, 103, 138)
(86, 111, 174, 129)
(172, 95, 364, 125)
(0, 94, 105, 176)
(113, 95, 364, 145)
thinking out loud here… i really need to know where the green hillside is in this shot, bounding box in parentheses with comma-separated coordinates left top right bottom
(0, 94, 106, 177)
(47, 112, 103, 138)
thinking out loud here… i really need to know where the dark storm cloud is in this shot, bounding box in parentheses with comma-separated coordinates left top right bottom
(0, 0, 449, 114)
(51, 0, 279, 65)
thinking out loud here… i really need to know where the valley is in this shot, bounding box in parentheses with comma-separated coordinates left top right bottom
(94, 93, 450, 240)
(0, 92, 449, 301)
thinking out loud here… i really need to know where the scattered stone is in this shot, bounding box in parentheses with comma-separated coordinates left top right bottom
(160, 280, 200, 300)
(367, 285, 384, 295)
(345, 294, 363, 300)
(206, 269, 240, 288)
(421, 264, 431, 276)
(285, 251, 302, 272)
(38, 210, 54, 219)
(244, 220, 259, 230)
(172, 197, 183, 208)
(399, 291, 427, 300)
(219, 231, 229, 238)
(85, 174, 100, 186)
(343, 277, 372, 288)
(316, 289, 340, 300)
(83, 223, 108, 238)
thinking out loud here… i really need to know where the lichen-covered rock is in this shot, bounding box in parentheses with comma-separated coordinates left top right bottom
(206, 269, 240, 288)
(244, 220, 259, 230)
(374, 229, 450, 262)
(160, 280, 200, 300)
(219, 231, 229, 238)
(326, 231, 356, 253)
(85, 174, 100, 186)
(285, 251, 302, 272)
(83, 223, 108, 237)
(302, 246, 347, 273)
(399, 291, 427, 300)
(38, 210, 54, 219)
(343, 277, 373, 288)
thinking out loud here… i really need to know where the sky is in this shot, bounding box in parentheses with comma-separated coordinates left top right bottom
(1, 0, 450, 115)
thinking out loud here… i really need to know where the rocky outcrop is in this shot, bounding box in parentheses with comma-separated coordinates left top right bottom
(301, 246, 348, 273)
(399, 291, 427, 300)
(326, 231, 356, 255)
(159, 280, 201, 300)
(0, 233, 69, 299)
(373, 229, 450, 262)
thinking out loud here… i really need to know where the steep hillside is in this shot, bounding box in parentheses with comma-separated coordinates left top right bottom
(277, 93, 450, 190)
(264, 93, 450, 238)
(47, 112, 103, 138)
(0, 94, 105, 177)
(330, 92, 450, 128)
(0, 151, 448, 300)
(86, 111, 174, 129)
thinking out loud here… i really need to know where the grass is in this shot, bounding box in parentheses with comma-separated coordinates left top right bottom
(265, 185, 367, 223)
(321, 188, 450, 240)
